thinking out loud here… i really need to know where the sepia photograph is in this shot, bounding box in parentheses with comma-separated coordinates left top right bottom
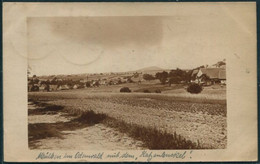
(27, 16, 227, 150)
(3, 2, 257, 162)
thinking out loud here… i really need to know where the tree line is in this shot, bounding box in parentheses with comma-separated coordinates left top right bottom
(28, 76, 85, 87)
(143, 68, 193, 86)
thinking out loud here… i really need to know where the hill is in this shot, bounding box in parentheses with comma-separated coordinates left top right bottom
(136, 66, 164, 72)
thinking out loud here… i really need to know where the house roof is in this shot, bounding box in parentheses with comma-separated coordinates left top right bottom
(191, 69, 199, 76)
(219, 70, 226, 79)
(49, 85, 58, 89)
(200, 68, 226, 79)
(59, 85, 69, 89)
(39, 86, 46, 89)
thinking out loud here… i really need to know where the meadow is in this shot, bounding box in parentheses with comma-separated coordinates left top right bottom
(29, 83, 226, 149)
(60, 81, 226, 100)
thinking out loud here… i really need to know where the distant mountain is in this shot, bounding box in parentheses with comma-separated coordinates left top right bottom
(136, 66, 164, 72)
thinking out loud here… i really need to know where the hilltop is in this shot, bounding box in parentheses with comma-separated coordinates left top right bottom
(135, 66, 164, 72)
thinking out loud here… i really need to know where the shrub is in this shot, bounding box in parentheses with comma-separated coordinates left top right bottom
(85, 82, 91, 87)
(155, 89, 161, 93)
(143, 89, 151, 93)
(120, 87, 131, 93)
(187, 83, 203, 94)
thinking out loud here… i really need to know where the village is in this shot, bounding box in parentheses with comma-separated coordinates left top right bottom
(28, 59, 226, 92)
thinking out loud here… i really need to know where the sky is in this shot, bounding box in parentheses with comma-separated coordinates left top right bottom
(27, 4, 255, 76)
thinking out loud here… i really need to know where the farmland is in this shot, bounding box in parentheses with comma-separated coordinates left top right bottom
(28, 84, 226, 149)
(55, 81, 226, 100)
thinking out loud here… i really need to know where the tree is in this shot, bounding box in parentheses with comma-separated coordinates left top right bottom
(86, 81, 91, 87)
(143, 74, 155, 81)
(33, 78, 39, 84)
(168, 68, 191, 84)
(46, 79, 51, 85)
(185, 70, 193, 83)
(31, 85, 39, 92)
(155, 71, 168, 84)
(168, 76, 182, 86)
(169, 68, 183, 77)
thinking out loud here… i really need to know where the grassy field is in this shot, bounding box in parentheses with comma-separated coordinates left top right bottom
(58, 81, 226, 100)
(29, 84, 226, 149)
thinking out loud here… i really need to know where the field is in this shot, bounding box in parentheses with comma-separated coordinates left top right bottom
(28, 83, 226, 149)
(60, 81, 226, 99)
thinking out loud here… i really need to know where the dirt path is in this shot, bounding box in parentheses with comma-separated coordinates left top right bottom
(28, 102, 144, 150)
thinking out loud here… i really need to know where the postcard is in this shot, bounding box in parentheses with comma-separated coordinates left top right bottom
(3, 2, 257, 162)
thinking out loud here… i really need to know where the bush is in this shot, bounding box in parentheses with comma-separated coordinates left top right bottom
(155, 89, 161, 93)
(187, 83, 203, 94)
(143, 89, 151, 93)
(120, 87, 131, 93)
(85, 82, 91, 87)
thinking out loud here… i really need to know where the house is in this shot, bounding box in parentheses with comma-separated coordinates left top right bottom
(80, 79, 89, 83)
(120, 78, 127, 83)
(190, 69, 199, 83)
(68, 85, 74, 89)
(39, 84, 49, 92)
(49, 85, 58, 91)
(107, 80, 114, 85)
(219, 70, 226, 84)
(58, 85, 69, 90)
(73, 84, 79, 89)
(106, 78, 118, 85)
(92, 81, 100, 87)
(196, 68, 226, 85)
(99, 80, 107, 85)
(131, 77, 142, 83)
